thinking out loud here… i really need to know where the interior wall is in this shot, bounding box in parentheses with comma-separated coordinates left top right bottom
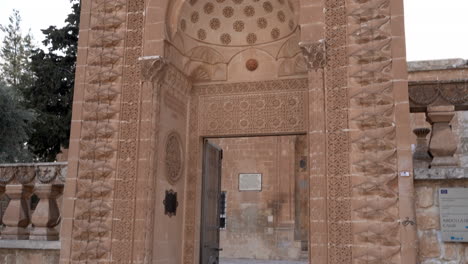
(211, 136, 308, 261)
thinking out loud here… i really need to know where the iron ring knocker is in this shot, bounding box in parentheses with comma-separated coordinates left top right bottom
(402, 217, 416, 226)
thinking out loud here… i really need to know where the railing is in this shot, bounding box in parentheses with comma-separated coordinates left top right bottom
(0, 163, 66, 241)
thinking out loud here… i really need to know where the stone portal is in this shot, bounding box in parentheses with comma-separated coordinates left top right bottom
(60, 0, 416, 263)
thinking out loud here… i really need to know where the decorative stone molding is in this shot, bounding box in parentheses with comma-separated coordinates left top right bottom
(140, 56, 169, 84)
(409, 79, 468, 112)
(413, 128, 432, 169)
(427, 106, 458, 167)
(299, 40, 326, 70)
(193, 78, 307, 96)
(345, 0, 409, 262)
(0, 163, 67, 185)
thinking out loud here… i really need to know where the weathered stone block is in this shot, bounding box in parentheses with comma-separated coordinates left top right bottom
(414, 168, 467, 180)
(442, 243, 458, 261)
(416, 186, 434, 208)
(419, 232, 441, 259)
(416, 210, 439, 230)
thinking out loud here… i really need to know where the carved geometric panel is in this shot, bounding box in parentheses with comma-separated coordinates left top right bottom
(199, 91, 307, 136)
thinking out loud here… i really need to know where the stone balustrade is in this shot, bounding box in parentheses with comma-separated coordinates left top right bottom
(0, 163, 66, 241)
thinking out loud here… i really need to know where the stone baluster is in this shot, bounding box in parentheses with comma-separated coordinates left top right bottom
(2, 185, 34, 239)
(426, 105, 458, 167)
(0, 185, 6, 226)
(30, 184, 64, 241)
(413, 128, 432, 168)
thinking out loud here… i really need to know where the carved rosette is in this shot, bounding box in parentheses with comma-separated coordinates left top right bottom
(299, 40, 326, 70)
(165, 132, 184, 185)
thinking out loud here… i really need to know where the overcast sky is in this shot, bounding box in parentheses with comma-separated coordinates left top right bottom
(0, 0, 467, 61)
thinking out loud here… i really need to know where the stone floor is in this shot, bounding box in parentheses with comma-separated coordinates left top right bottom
(220, 258, 308, 264)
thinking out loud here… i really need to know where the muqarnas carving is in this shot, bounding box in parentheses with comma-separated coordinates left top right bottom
(165, 132, 184, 185)
(299, 40, 326, 70)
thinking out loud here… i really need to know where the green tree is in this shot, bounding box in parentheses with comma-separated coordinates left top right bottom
(0, 10, 35, 93)
(0, 81, 35, 163)
(23, 1, 80, 161)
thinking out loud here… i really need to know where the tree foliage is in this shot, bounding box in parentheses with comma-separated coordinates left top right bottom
(0, 10, 35, 93)
(0, 81, 35, 163)
(22, 1, 80, 161)
(0, 10, 36, 162)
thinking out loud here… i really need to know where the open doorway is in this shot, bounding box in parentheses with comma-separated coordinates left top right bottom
(201, 135, 309, 264)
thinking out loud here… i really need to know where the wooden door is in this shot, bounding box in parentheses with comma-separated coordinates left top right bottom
(200, 140, 223, 264)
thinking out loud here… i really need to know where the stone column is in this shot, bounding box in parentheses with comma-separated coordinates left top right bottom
(30, 184, 64, 241)
(300, 39, 328, 264)
(0, 185, 6, 226)
(413, 128, 432, 168)
(2, 185, 34, 239)
(427, 106, 458, 167)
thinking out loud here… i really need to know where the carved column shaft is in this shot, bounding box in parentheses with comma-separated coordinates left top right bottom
(2, 185, 34, 239)
(427, 106, 458, 167)
(30, 184, 64, 241)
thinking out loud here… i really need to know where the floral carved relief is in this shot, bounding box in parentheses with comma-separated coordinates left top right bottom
(70, 0, 127, 262)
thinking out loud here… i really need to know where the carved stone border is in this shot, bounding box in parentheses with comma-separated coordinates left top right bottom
(324, 0, 352, 262)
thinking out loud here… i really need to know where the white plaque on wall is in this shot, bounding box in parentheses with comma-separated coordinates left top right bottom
(439, 188, 468, 242)
(239, 173, 262, 191)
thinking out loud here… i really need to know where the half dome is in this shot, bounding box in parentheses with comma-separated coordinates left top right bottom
(178, 0, 298, 47)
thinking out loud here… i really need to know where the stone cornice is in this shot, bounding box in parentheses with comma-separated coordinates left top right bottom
(408, 79, 468, 112)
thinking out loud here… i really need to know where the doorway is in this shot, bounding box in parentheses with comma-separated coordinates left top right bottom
(200, 136, 309, 264)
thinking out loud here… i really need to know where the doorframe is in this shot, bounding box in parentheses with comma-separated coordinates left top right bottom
(182, 78, 313, 264)
(197, 134, 310, 263)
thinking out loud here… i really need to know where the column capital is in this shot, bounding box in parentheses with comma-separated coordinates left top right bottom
(139, 55, 168, 84)
(299, 40, 326, 71)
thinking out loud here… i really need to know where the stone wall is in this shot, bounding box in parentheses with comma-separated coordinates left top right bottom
(0, 249, 59, 263)
(410, 100, 468, 263)
(211, 136, 307, 261)
(415, 180, 468, 264)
